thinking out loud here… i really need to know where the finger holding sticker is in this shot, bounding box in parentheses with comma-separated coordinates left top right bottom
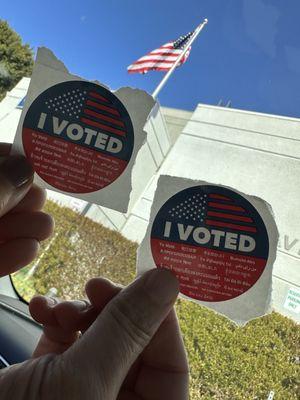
(137, 175, 279, 325)
(12, 48, 155, 213)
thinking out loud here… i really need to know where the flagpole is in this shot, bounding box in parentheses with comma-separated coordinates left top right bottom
(152, 18, 208, 99)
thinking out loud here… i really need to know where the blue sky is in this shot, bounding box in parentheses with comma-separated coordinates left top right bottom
(2, 0, 300, 117)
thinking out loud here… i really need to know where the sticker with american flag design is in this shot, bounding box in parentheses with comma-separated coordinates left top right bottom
(22, 80, 134, 194)
(150, 185, 270, 302)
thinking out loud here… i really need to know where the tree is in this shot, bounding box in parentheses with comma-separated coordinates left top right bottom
(0, 20, 33, 101)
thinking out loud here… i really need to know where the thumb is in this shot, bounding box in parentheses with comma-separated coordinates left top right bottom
(0, 155, 34, 217)
(63, 269, 179, 399)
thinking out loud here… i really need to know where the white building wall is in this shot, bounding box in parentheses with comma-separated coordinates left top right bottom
(0, 77, 30, 142)
(161, 106, 193, 144)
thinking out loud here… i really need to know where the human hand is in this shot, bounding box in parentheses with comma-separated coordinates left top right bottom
(0, 143, 54, 277)
(1, 270, 189, 399)
(29, 277, 120, 357)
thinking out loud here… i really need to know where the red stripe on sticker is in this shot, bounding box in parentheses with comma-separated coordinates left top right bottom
(83, 108, 125, 128)
(209, 194, 232, 201)
(208, 202, 245, 212)
(86, 100, 121, 117)
(207, 211, 253, 223)
(88, 91, 110, 103)
(205, 219, 257, 233)
(81, 117, 126, 137)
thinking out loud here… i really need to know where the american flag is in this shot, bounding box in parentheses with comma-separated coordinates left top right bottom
(127, 31, 194, 74)
(168, 192, 257, 234)
(45, 87, 126, 137)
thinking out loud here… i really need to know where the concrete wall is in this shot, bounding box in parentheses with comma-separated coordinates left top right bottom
(160, 106, 192, 144)
(0, 77, 29, 142)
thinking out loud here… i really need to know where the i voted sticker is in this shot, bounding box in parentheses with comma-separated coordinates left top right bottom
(22, 80, 134, 194)
(150, 185, 269, 302)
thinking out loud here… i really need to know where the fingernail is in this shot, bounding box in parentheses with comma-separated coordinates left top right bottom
(73, 300, 89, 310)
(144, 269, 179, 305)
(46, 297, 57, 306)
(0, 155, 34, 188)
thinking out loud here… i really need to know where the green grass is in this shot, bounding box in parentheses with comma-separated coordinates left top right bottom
(12, 200, 300, 399)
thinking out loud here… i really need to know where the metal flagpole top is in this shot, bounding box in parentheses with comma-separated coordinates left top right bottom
(197, 18, 208, 30)
(152, 18, 208, 99)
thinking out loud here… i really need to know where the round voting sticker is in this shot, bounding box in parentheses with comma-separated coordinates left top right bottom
(22, 81, 134, 193)
(151, 186, 269, 302)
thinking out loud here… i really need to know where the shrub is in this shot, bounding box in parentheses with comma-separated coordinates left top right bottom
(0, 20, 33, 100)
(12, 200, 300, 399)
